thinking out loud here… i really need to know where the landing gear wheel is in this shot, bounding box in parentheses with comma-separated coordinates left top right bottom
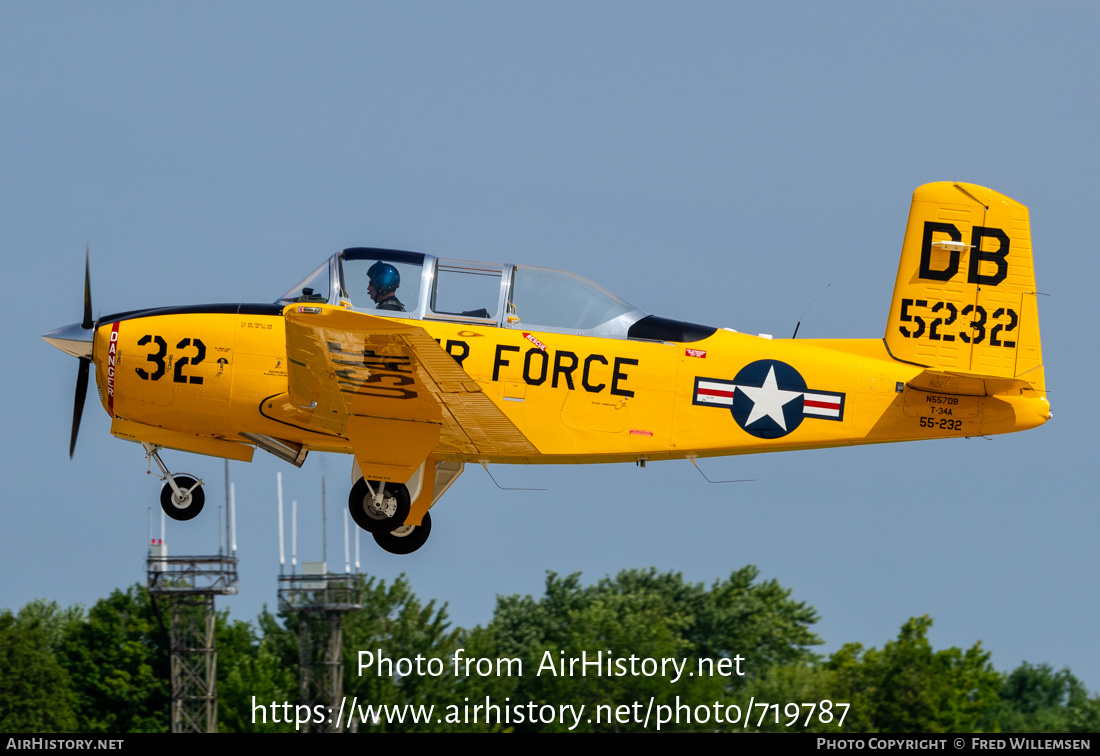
(348, 479, 411, 534)
(374, 512, 432, 555)
(160, 475, 205, 521)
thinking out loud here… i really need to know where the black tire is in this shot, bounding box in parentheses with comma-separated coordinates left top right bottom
(160, 475, 205, 521)
(347, 478, 411, 534)
(373, 512, 432, 555)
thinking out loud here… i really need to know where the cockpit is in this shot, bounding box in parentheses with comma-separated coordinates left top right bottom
(277, 248, 716, 342)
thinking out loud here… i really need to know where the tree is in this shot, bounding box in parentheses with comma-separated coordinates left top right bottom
(821, 616, 1002, 733)
(462, 566, 821, 732)
(246, 574, 460, 733)
(340, 574, 460, 732)
(980, 662, 1100, 733)
(15, 599, 85, 652)
(0, 610, 78, 732)
(60, 586, 170, 733)
(488, 566, 820, 674)
(216, 611, 298, 733)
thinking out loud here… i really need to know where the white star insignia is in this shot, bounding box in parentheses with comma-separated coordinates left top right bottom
(736, 366, 802, 430)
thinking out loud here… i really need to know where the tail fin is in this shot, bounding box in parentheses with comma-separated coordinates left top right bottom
(884, 182, 1044, 391)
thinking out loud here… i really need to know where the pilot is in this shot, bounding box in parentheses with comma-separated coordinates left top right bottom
(367, 261, 405, 312)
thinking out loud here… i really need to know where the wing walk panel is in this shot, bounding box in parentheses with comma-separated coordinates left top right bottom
(281, 306, 538, 465)
(401, 330, 541, 458)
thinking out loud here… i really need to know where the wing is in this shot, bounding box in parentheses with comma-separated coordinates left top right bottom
(276, 304, 538, 482)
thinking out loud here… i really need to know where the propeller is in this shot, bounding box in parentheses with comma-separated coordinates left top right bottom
(70, 248, 93, 457)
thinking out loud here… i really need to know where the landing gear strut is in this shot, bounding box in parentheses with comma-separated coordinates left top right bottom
(144, 443, 206, 521)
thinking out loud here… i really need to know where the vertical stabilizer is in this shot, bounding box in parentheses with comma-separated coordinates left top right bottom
(884, 182, 1044, 390)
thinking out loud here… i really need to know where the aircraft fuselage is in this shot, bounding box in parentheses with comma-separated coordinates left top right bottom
(91, 304, 1049, 467)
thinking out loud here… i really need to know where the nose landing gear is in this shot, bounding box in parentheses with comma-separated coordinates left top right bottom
(159, 474, 205, 520)
(144, 443, 206, 521)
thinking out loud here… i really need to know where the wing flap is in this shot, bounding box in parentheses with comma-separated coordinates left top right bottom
(284, 314, 349, 434)
(279, 306, 539, 468)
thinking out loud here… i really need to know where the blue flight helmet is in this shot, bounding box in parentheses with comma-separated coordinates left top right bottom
(367, 261, 401, 295)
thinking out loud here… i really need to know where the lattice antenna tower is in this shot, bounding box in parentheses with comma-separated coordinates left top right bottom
(276, 472, 364, 733)
(146, 459, 239, 734)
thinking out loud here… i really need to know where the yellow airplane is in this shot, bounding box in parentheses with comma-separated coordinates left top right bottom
(43, 182, 1049, 554)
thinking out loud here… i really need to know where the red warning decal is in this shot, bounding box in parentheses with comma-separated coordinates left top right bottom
(107, 321, 120, 417)
(523, 332, 548, 351)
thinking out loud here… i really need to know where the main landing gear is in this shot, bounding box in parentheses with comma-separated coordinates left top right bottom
(144, 443, 206, 521)
(347, 478, 431, 554)
(373, 513, 432, 555)
(347, 478, 410, 533)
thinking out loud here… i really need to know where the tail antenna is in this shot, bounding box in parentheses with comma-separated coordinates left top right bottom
(792, 283, 830, 338)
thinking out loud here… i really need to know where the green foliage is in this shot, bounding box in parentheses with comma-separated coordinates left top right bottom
(489, 566, 820, 673)
(7, 569, 1100, 734)
(246, 574, 460, 732)
(980, 662, 1100, 733)
(483, 579, 701, 731)
(216, 611, 297, 733)
(0, 609, 78, 732)
(744, 616, 1017, 733)
(463, 566, 821, 732)
(16, 599, 85, 652)
(820, 616, 1002, 733)
(340, 574, 460, 732)
(60, 586, 170, 733)
(740, 662, 838, 732)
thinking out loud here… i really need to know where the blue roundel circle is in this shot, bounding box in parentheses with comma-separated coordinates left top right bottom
(730, 360, 807, 439)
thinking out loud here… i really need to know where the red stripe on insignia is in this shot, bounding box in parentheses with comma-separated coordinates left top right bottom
(804, 399, 840, 409)
(696, 387, 734, 399)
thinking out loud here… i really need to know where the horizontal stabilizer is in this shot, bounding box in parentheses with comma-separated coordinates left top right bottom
(906, 369, 1033, 397)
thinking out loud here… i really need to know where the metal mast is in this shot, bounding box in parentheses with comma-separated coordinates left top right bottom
(276, 474, 363, 732)
(146, 470, 238, 733)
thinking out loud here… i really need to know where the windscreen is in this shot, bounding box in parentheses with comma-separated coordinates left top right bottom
(277, 261, 331, 305)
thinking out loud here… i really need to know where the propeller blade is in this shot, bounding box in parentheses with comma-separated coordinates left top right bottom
(70, 358, 89, 458)
(82, 245, 93, 330)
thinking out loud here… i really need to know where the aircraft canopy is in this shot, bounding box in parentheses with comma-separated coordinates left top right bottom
(277, 248, 648, 338)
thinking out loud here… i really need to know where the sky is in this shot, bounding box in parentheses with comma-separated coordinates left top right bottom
(3, 2, 1099, 693)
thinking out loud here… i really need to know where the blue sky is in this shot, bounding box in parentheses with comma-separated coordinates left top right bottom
(3, 2, 1098, 691)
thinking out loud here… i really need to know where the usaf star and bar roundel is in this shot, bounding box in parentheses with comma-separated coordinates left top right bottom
(693, 359, 845, 439)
